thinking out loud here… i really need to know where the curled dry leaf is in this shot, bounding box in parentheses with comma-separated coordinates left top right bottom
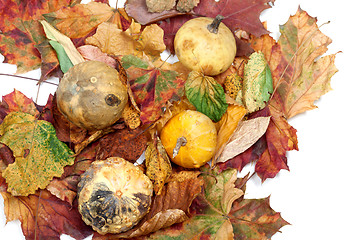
(122, 103, 141, 129)
(145, 137, 172, 195)
(217, 116, 271, 164)
(177, 0, 200, 12)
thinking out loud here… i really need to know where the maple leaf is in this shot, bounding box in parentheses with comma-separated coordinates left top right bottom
(121, 55, 185, 124)
(43, 2, 115, 39)
(0, 0, 74, 74)
(230, 196, 289, 239)
(0, 89, 39, 122)
(251, 8, 338, 119)
(0, 112, 75, 196)
(0, 190, 92, 240)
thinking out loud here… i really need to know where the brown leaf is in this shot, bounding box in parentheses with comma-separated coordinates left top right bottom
(176, 0, 200, 12)
(145, 137, 172, 195)
(217, 116, 271, 164)
(146, 0, 176, 13)
(122, 103, 141, 129)
(96, 127, 148, 162)
(1, 190, 92, 240)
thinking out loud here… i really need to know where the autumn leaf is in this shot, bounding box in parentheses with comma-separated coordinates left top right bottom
(148, 167, 243, 239)
(251, 8, 338, 119)
(95, 125, 148, 162)
(0, 89, 39, 122)
(0, 112, 75, 196)
(121, 55, 185, 124)
(230, 196, 289, 239)
(0, 0, 74, 74)
(43, 2, 115, 39)
(145, 137, 172, 195)
(243, 51, 274, 113)
(185, 71, 228, 122)
(85, 20, 166, 59)
(217, 116, 271, 164)
(0, 190, 92, 240)
(77, 45, 117, 68)
(146, 0, 176, 13)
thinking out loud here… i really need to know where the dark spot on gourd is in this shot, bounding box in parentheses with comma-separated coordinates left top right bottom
(80, 183, 120, 230)
(105, 94, 121, 106)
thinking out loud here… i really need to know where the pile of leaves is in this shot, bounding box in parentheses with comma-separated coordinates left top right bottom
(0, 0, 337, 239)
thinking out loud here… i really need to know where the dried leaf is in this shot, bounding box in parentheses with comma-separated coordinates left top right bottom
(215, 103, 247, 159)
(121, 55, 185, 124)
(41, 20, 85, 71)
(145, 137, 172, 195)
(251, 8, 338, 119)
(43, 2, 114, 38)
(217, 117, 271, 163)
(149, 168, 243, 239)
(77, 45, 117, 68)
(243, 51, 273, 113)
(0, 112, 75, 196)
(177, 0, 200, 12)
(122, 103, 141, 129)
(146, 0, 176, 13)
(85, 20, 166, 59)
(0, 90, 39, 122)
(230, 196, 290, 239)
(0, 190, 92, 240)
(185, 71, 228, 122)
(96, 126, 148, 162)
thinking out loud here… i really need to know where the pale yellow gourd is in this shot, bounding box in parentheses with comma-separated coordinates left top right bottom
(174, 15, 236, 76)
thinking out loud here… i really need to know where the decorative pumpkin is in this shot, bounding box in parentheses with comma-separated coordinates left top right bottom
(174, 15, 236, 76)
(77, 157, 153, 234)
(56, 61, 128, 130)
(160, 110, 217, 168)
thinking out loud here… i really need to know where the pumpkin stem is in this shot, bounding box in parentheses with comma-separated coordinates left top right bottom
(172, 136, 187, 158)
(207, 15, 224, 34)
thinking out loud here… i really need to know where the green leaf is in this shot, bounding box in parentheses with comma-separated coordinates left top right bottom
(49, 40, 73, 73)
(243, 51, 273, 113)
(0, 112, 75, 196)
(185, 71, 228, 122)
(40, 20, 84, 72)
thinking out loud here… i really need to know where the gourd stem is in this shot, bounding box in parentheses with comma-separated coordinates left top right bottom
(207, 15, 224, 34)
(172, 136, 187, 158)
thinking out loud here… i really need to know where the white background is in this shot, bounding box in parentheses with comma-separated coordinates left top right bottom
(1, 0, 359, 239)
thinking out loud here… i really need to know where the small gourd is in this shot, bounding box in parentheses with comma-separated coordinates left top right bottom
(160, 110, 217, 168)
(77, 157, 153, 234)
(56, 61, 128, 130)
(174, 15, 236, 76)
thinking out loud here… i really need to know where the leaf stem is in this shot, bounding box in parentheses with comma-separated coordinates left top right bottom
(0, 73, 58, 86)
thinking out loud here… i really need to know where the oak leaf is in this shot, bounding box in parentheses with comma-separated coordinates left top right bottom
(0, 112, 75, 196)
(121, 55, 185, 124)
(0, 0, 74, 74)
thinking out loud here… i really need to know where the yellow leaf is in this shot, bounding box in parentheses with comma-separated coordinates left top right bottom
(145, 137, 172, 195)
